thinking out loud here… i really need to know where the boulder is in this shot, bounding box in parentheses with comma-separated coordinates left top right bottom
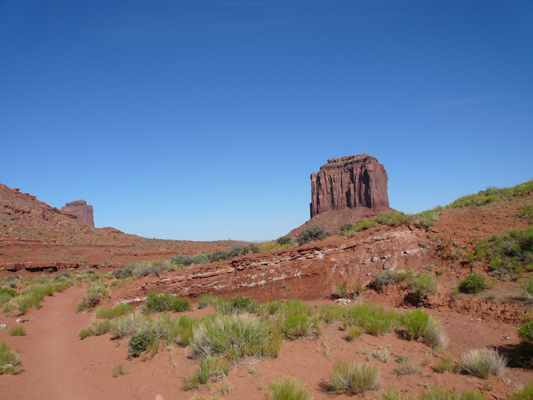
(60, 199, 94, 227)
(310, 154, 389, 218)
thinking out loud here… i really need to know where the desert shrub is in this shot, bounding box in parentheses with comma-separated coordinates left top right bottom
(521, 277, 533, 300)
(111, 313, 145, 339)
(408, 210, 440, 228)
(340, 223, 354, 233)
(112, 364, 128, 377)
(345, 302, 397, 336)
(0, 288, 16, 305)
(283, 315, 312, 339)
(197, 293, 218, 309)
(276, 236, 293, 246)
(143, 292, 191, 314)
(435, 354, 456, 373)
(279, 299, 312, 318)
(189, 315, 273, 360)
(8, 326, 25, 336)
(0, 342, 20, 375)
(182, 356, 230, 390)
(208, 249, 227, 262)
(518, 317, 533, 343)
(113, 265, 135, 279)
(215, 295, 259, 315)
(76, 280, 110, 312)
(461, 348, 506, 378)
(334, 284, 348, 298)
(459, 273, 490, 294)
(167, 315, 200, 346)
(394, 361, 421, 375)
(475, 226, 533, 277)
(417, 388, 457, 400)
(92, 319, 114, 336)
(354, 219, 378, 231)
(295, 226, 330, 246)
(260, 241, 278, 252)
(410, 275, 438, 295)
(3, 292, 42, 317)
(370, 269, 412, 289)
(399, 309, 448, 349)
(260, 300, 285, 316)
(510, 382, 533, 400)
(375, 211, 408, 227)
(347, 326, 364, 341)
(128, 330, 155, 358)
(266, 377, 312, 400)
(319, 304, 347, 324)
(96, 303, 134, 319)
(329, 361, 379, 394)
(78, 326, 94, 339)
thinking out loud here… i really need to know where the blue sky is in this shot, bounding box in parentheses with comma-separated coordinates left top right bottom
(1, 1, 532, 241)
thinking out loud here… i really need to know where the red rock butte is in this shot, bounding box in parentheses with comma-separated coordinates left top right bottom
(310, 154, 390, 218)
(60, 200, 94, 227)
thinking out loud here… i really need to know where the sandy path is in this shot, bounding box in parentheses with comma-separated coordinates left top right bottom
(0, 285, 99, 400)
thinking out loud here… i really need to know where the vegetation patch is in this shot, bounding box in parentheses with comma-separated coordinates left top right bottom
(329, 360, 379, 395)
(95, 303, 134, 319)
(461, 348, 506, 378)
(0, 342, 20, 375)
(266, 377, 312, 400)
(458, 273, 491, 294)
(142, 292, 191, 314)
(399, 309, 448, 349)
(9, 326, 26, 336)
(295, 226, 330, 245)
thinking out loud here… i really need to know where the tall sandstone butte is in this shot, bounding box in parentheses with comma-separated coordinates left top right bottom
(310, 154, 389, 218)
(60, 200, 94, 227)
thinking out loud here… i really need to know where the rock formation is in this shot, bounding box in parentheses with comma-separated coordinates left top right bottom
(60, 200, 94, 227)
(310, 154, 389, 218)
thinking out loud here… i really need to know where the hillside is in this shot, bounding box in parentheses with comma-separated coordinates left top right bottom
(0, 183, 244, 275)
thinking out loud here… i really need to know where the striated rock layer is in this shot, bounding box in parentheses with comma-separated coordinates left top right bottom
(60, 200, 94, 227)
(310, 154, 389, 218)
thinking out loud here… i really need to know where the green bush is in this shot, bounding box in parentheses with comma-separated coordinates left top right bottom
(0, 342, 20, 375)
(435, 354, 456, 373)
(215, 295, 259, 315)
(189, 315, 274, 361)
(295, 226, 330, 246)
(329, 361, 379, 394)
(458, 273, 490, 294)
(128, 330, 155, 358)
(182, 356, 230, 390)
(354, 219, 378, 231)
(319, 304, 347, 324)
(510, 382, 533, 400)
(8, 326, 25, 336)
(283, 299, 313, 317)
(143, 292, 191, 314)
(95, 303, 134, 319)
(197, 293, 218, 309)
(276, 236, 293, 246)
(78, 326, 94, 339)
(399, 309, 448, 349)
(370, 270, 413, 289)
(266, 377, 312, 400)
(410, 275, 438, 295)
(345, 302, 397, 336)
(283, 316, 312, 339)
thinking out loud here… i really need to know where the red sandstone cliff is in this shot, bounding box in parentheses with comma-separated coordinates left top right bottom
(60, 200, 94, 227)
(310, 154, 390, 218)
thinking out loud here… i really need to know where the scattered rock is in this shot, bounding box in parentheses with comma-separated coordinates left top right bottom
(0, 324, 6, 330)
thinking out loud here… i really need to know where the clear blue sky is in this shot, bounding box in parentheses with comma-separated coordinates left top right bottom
(1, 1, 532, 241)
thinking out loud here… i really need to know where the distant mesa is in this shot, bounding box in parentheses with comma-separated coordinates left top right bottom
(310, 154, 390, 218)
(60, 200, 94, 227)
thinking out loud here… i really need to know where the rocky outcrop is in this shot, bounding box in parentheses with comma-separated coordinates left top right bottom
(60, 200, 94, 227)
(310, 154, 389, 218)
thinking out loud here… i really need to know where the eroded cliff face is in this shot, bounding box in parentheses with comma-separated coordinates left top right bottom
(60, 200, 94, 227)
(310, 154, 389, 218)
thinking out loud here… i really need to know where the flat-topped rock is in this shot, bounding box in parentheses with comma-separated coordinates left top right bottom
(310, 153, 389, 218)
(60, 199, 94, 227)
